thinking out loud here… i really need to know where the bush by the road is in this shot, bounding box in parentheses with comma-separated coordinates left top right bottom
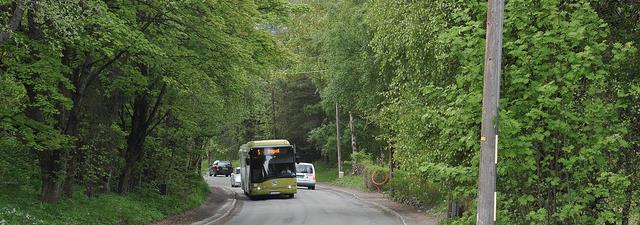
(387, 170, 442, 209)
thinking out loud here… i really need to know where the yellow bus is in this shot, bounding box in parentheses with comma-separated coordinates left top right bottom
(239, 140, 297, 199)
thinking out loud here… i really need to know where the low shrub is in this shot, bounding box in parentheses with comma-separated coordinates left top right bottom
(387, 170, 443, 209)
(363, 164, 390, 192)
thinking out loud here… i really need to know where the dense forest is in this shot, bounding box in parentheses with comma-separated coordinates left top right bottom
(1, 0, 640, 224)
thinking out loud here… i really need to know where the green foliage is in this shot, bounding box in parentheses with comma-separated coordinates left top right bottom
(387, 170, 443, 209)
(2, 0, 639, 223)
(1, 0, 291, 223)
(271, 73, 323, 161)
(310, 162, 340, 183)
(0, 139, 38, 186)
(0, 178, 209, 225)
(350, 151, 372, 165)
(289, 0, 640, 223)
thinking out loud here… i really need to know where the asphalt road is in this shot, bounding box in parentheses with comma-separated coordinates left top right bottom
(205, 175, 404, 225)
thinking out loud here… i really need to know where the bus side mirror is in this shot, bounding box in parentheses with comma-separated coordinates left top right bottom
(295, 155, 301, 164)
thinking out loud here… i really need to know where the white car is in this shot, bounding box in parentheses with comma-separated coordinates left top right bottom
(295, 163, 316, 190)
(230, 167, 241, 187)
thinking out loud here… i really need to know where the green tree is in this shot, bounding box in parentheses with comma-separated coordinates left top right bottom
(1, 0, 291, 204)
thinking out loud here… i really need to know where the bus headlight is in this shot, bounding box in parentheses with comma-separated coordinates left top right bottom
(288, 185, 292, 189)
(256, 186, 261, 191)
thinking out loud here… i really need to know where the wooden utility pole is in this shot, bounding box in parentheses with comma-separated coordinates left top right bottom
(477, 0, 504, 224)
(271, 82, 277, 138)
(336, 103, 343, 178)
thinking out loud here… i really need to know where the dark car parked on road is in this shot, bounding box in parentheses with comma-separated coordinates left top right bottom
(210, 160, 233, 177)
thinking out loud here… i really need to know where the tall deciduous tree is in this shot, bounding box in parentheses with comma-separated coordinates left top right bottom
(1, 0, 291, 202)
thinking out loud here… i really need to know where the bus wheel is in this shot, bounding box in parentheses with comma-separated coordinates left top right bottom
(287, 194, 294, 199)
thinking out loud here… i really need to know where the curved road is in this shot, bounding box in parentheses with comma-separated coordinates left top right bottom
(205, 176, 404, 225)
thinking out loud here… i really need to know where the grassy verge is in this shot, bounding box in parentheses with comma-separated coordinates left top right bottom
(314, 162, 366, 191)
(313, 162, 339, 182)
(0, 179, 209, 225)
(333, 175, 367, 191)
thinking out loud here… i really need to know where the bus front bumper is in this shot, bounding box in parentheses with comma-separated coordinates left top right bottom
(250, 179, 297, 195)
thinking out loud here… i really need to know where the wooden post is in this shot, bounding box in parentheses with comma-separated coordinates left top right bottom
(477, 0, 504, 224)
(271, 81, 277, 138)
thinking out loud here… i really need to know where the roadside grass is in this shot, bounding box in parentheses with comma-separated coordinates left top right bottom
(333, 175, 367, 191)
(0, 179, 209, 225)
(313, 162, 366, 191)
(313, 162, 339, 182)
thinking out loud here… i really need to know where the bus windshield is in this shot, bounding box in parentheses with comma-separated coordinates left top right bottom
(249, 146, 296, 183)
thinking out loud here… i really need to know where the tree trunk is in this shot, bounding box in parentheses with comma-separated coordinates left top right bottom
(349, 111, 357, 154)
(0, 0, 25, 44)
(26, 84, 65, 203)
(100, 167, 112, 193)
(207, 145, 212, 169)
(85, 180, 94, 197)
(23, 0, 66, 204)
(37, 150, 63, 203)
(117, 78, 168, 193)
(25, 68, 65, 203)
(389, 148, 393, 178)
(349, 112, 364, 175)
(61, 154, 77, 197)
(119, 138, 145, 193)
(118, 95, 149, 193)
(621, 185, 634, 225)
(58, 51, 91, 198)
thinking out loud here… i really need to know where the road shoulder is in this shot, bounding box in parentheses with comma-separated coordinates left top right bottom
(318, 183, 443, 225)
(151, 183, 237, 225)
